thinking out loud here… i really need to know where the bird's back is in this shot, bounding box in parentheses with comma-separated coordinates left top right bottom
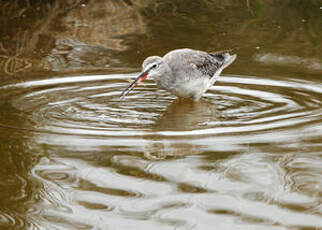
(161, 48, 236, 100)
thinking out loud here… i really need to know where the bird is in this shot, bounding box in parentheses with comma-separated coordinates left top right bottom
(120, 48, 237, 101)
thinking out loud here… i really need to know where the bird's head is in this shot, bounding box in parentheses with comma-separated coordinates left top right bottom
(120, 56, 166, 98)
(141, 56, 165, 80)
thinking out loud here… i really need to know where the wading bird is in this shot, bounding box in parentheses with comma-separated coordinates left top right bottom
(121, 48, 237, 101)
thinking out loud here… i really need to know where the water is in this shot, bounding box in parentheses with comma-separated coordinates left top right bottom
(0, 0, 322, 229)
(0, 73, 321, 229)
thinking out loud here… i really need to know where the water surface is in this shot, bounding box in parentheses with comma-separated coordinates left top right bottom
(0, 1, 321, 229)
(0, 72, 321, 229)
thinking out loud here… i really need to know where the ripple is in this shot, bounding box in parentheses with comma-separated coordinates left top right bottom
(34, 161, 77, 186)
(0, 73, 320, 142)
(0, 212, 26, 229)
(0, 213, 17, 227)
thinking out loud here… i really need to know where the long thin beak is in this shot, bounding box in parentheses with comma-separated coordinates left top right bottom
(120, 70, 149, 98)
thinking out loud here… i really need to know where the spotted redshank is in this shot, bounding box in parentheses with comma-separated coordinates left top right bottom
(120, 48, 237, 101)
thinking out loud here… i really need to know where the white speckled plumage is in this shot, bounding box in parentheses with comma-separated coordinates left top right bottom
(121, 48, 237, 101)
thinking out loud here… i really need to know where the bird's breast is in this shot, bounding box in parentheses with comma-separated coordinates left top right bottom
(169, 77, 210, 99)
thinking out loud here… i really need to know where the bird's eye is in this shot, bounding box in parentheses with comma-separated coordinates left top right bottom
(152, 63, 158, 69)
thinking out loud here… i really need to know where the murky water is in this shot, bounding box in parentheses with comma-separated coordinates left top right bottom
(0, 73, 321, 229)
(0, 0, 322, 229)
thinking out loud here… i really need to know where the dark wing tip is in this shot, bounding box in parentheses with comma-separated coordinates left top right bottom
(209, 47, 239, 56)
(196, 48, 238, 78)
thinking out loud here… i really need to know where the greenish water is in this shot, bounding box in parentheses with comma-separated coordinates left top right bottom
(0, 1, 321, 229)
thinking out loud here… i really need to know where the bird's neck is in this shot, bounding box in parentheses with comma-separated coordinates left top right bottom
(158, 65, 175, 90)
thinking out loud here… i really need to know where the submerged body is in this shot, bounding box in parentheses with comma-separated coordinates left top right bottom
(121, 48, 237, 101)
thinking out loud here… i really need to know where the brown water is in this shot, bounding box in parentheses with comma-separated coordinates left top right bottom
(0, 1, 322, 229)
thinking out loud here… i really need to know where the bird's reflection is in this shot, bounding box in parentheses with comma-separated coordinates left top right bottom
(143, 98, 220, 159)
(155, 98, 219, 131)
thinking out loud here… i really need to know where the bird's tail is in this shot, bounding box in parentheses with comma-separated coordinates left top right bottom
(207, 48, 238, 86)
(209, 48, 237, 70)
(209, 47, 239, 56)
